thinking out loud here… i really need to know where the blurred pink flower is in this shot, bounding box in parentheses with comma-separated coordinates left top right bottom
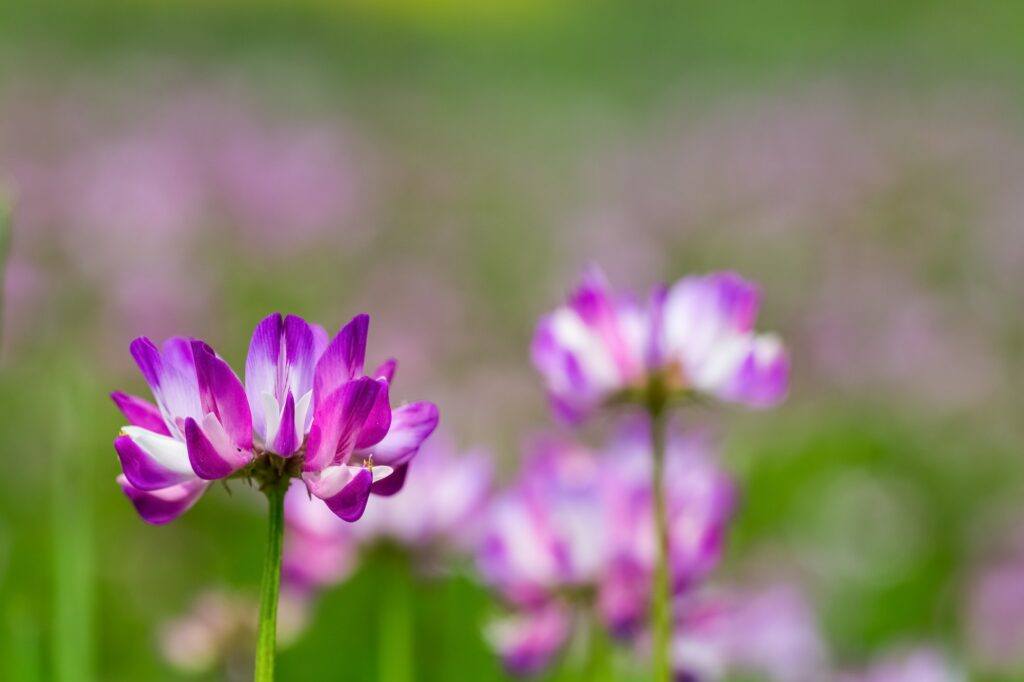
(836, 648, 964, 682)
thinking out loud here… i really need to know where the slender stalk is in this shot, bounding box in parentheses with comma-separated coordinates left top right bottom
(582, 614, 612, 682)
(379, 551, 413, 682)
(254, 483, 286, 682)
(649, 407, 671, 682)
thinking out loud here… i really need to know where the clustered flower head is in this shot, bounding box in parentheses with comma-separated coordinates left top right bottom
(477, 422, 735, 675)
(532, 267, 789, 422)
(112, 312, 439, 524)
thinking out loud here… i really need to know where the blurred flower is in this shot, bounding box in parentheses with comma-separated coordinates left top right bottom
(485, 603, 573, 677)
(112, 312, 438, 524)
(159, 587, 309, 678)
(671, 584, 827, 682)
(477, 423, 734, 675)
(966, 534, 1024, 674)
(532, 266, 788, 422)
(836, 648, 964, 682)
(352, 434, 493, 557)
(282, 479, 358, 593)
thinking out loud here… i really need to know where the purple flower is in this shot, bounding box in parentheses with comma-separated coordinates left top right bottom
(966, 537, 1024, 674)
(670, 584, 827, 682)
(485, 604, 573, 677)
(477, 424, 735, 673)
(532, 267, 788, 422)
(600, 423, 736, 636)
(112, 312, 439, 524)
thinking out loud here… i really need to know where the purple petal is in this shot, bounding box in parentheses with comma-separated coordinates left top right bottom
(722, 336, 790, 407)
(354, 380, 391, 450)
(366, 402, 439, 466)
(118, 475, 208, 525)
(245, 313, 283, 439)
(372, 358, 397, 383)
(283, 314, 318, 397)
(110, 391, 171, 436)
(270, 391, 298, 456)
(370, 462, 409, 497)
(304, 466, 374, 522)
(191, 340, 253, 449)
(304, 376, 384, 472)
(314, 314, 369, 407)
(115, 432, 193, 491)
(185, 416, 248, 480)
(129, 336, 201, 431)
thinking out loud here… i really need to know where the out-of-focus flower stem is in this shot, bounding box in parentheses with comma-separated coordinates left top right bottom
(379, 551, 413, 682)
(648, 394, 671, 682)
(583, 613, 613, 682)
(254, 480, 287, 682)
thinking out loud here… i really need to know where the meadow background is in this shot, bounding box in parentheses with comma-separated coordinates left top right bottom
(1, 1, 1023, 680)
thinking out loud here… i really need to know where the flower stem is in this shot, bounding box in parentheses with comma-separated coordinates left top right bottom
(649, 407, 671, 682)
(254, 482, 286, 682)
(379, 552, 413, 682)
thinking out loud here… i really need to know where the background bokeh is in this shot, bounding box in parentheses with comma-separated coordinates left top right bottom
(1, 1, 1022, 680)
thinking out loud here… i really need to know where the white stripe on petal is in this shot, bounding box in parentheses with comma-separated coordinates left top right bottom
(121, 426, 193, 474)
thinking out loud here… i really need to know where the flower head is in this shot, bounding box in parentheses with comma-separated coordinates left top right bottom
(477, 422, 734, 675)
(532, 267, 788, 422)
(112, 312, 439, 524)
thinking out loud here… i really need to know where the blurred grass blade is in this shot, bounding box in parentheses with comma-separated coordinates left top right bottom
(4, 598, 42, 682)
(52, 371, 96, 682)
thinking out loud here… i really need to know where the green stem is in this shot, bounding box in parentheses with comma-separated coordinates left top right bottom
(649, 408, 671, 682)
(582, 615, 612, 682)
(254, 483, 286, 682)
(378, 552, 413, 682)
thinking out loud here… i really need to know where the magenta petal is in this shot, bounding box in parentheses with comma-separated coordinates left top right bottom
(354, 380, 391, 450)
(283, 314, 317, 395)
(129, 337, 163, 389)
(245, 313, 283, 438)
(724, 339, 790, 407)
(270, 392, 298, 456)
(304, 377, 385, 471)
(372, 358, 397, 383)
(367, 402, 439, 466)
(111, 392, 171, 436)
(114, 434, 191, 491)
(370, 462, 409, 497)
(118, 475, 208, 525)
(184, 417, 239, 480)
(322, 468, 373, 522)
(314, 314, 369, 407)
(191, 340, 253, 449)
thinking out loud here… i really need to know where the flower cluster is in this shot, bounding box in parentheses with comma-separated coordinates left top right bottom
(477, 423, 734, 674)
(112, 313, 439, 524)
(532, 267, 789, 421)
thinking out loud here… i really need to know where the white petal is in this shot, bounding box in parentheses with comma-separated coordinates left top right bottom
(121, 426, 193, 474)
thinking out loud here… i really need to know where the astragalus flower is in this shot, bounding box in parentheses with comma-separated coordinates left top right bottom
(532, 265, 786, 682)
(113, 312, 438, 524)
(110, 311, 438, 681)
(478, 427, 734, 676)
(532, 266, 788, 423)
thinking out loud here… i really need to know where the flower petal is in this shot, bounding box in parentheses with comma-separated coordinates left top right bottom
(245, 313, 283, 439)
(354, 379, 391, 450)
(370, 462, 409, 497)
(304, 376, 385, 472)
(115, 429, 194, 491)
(111, 391, 171, 436)
(118, 475, 208, 525)
(303, 466, 374, 522)
(270, 391, 298, 456)
(314, 314, 369, 407)
(372, 358, 397, 383)
(721, 334, 789, 407)
(130, 336, 202, 435)
(364, 402, 439, 466)
(184, 416, 250, 480)
(191, 340, 253, 449)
